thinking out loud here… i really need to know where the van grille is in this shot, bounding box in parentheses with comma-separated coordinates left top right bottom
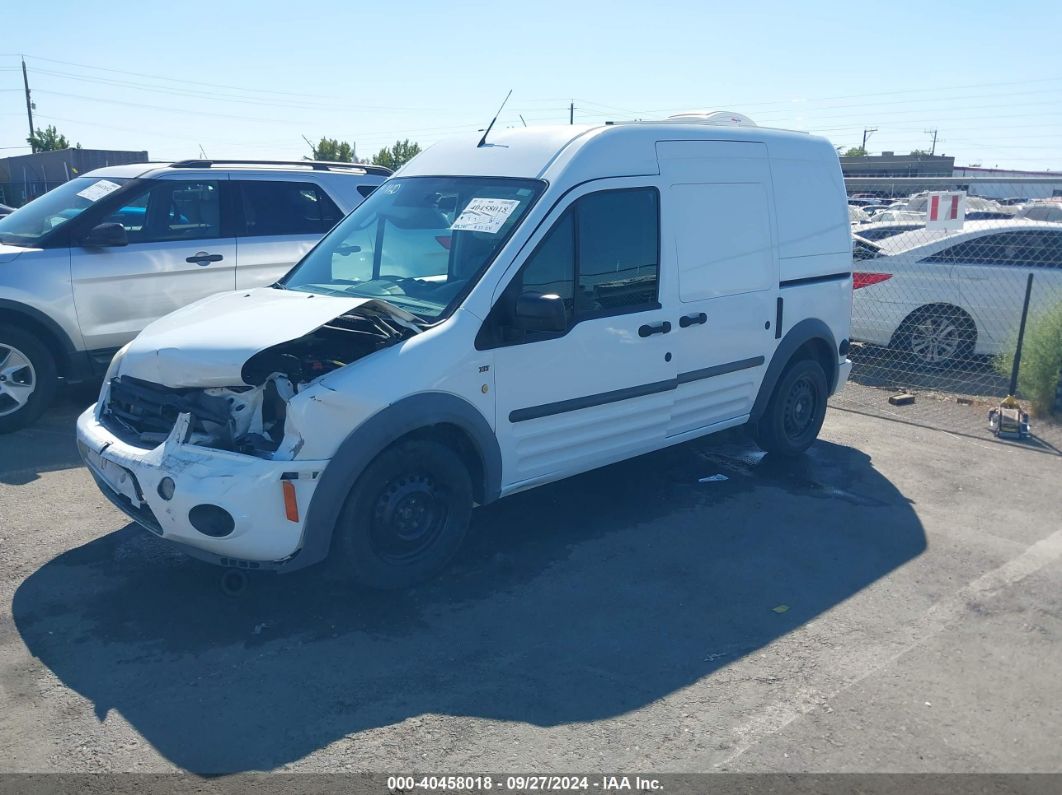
(102, 376, 230, 444)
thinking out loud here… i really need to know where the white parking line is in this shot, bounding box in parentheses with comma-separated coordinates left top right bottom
(716, 528, 1062, 768)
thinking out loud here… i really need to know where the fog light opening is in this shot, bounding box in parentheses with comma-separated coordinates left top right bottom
(189, 504, 235, 538)
(157, 477, 176, 501)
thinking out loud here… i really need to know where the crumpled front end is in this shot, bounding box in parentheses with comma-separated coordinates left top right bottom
(79, 293, 423, 567)
(99, 296, 421, 461)
(77, 406, 327, 566)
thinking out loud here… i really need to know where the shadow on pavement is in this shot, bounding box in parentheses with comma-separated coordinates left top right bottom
(0, 385, 96, 485)
(13, 433, 926, 773)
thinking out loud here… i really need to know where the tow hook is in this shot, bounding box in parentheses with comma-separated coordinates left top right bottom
(220, 569, 248, 597)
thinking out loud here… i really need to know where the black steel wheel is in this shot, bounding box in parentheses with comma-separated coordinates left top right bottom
(752, 358, 829, 457)
(333, 439, 473, 589)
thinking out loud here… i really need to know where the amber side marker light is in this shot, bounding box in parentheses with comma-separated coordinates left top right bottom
(282, 480, 299, 523)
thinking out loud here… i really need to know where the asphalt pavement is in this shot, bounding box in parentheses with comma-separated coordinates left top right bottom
(0, 391, 1059, 774)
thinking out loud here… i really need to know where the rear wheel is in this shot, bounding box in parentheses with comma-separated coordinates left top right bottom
(332, 439, 473, 589)
(0, 325, 58, 434)
(895, 305, 976, 369)
(752, 358, 829, 457)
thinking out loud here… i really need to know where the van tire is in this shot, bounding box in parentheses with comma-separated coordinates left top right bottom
(0, 324, 58, 434)
(752, 358, 828, 457)
(332, 438, 473, 589)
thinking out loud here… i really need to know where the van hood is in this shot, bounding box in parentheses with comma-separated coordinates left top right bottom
(0, 243, 32, 264)
(118, 287, 421, 388)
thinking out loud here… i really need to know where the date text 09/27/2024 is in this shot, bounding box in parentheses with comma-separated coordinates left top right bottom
(386, 776, 663, 792)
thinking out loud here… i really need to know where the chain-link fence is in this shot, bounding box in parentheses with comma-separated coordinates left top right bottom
(831, 177, 1062, 447)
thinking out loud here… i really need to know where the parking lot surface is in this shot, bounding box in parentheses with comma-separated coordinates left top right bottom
(0, 393, 1060, 774)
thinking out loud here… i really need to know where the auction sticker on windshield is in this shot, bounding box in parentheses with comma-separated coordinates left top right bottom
(451, 198, 520, 234)
(75, 179, 123, 202)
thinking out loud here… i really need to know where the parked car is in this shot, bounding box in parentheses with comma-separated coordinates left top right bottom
(849, 205, 871, 223)
(78, 116, 854, 588)
(903, 192, 1013, 216)
(872, 209, 927, 224)
(1018, 202, 1062, 223)
(850, 220, 1062, 366)
(0, 159, 390, 431)
(852, 221, 925, 241)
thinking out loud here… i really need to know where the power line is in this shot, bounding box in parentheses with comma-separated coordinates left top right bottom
(6, 52, 339, 100)
(25, 65, 451, 113)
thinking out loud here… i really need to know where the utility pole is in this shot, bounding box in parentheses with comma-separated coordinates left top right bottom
(924, 128, 939, 156)
(861, 127, 877, 154)
(22, 58, 36, 152)
(569, 101, 574, 125)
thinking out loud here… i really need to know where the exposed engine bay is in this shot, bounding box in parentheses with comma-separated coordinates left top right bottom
(101, 302, 421, 458)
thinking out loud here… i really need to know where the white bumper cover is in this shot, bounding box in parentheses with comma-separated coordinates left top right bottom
(77, 406, 329, 564)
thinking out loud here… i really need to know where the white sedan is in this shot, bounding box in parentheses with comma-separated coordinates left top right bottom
(851, 221, 1062, 367)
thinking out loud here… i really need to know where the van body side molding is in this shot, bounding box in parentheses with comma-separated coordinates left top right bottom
(677, 356, 765, 385)
(509, 378, 675, 423)
(779, 271, 852, 288)
(509, 356, 766, 423)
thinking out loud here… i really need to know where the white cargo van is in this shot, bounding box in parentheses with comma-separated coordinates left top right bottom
(77, 113, 854, 588)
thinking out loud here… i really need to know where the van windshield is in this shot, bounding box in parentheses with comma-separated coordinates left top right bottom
(280, 176, 544, 320)
(0, 177, 131, 247)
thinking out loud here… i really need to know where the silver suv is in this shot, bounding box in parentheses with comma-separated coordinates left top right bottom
(0, 159, 390, 432)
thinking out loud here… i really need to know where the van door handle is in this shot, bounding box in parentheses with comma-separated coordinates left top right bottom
(638, 321, 671, 337)
(679, 312, 707, 328)
(186, 252, 224, 265)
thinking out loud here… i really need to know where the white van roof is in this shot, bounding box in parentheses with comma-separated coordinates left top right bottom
(398, 119, 828, 184)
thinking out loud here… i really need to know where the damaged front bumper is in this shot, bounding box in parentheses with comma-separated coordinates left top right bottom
(77, 405, 329, 569)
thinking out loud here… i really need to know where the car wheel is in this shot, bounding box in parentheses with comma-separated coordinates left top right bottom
(752, 358, 828, 458)
(0, 324, 58, 434)
(332, 438, 473, 589)
(896, 306, 976, 369)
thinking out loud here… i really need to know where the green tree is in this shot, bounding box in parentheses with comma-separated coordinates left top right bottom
(27, 125, 78, 153)
(842, 146, 867, 157)
(909, 148, 931, 156)
(307, 136, 356, 162)
(372, 139, 422, 171)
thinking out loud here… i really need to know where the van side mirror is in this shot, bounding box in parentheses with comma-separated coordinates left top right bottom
(81, 222, 128, 248)
(514, 292, 567, 333)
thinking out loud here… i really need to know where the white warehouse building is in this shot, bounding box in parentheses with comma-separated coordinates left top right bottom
(952, 165, 1062, 200)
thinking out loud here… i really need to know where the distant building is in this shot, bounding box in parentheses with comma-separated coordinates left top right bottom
(840, 151, 955, 197)
(0, 148, 149, 206)
(951, 165, 1062, 201)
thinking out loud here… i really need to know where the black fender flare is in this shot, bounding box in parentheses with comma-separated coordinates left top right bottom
(750, 318, 838, 423)
(285, 391, 501, 572)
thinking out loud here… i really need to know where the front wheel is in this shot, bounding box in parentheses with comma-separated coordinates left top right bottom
(752, 358, 829, 457)
(0, 325, 58, 434)
(332, 439, 473, 589)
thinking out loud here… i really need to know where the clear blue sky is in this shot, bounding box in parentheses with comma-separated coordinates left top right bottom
(3, 0, 1061, 170)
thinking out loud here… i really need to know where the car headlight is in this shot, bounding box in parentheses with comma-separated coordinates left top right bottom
(98, 343, 132, 411)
